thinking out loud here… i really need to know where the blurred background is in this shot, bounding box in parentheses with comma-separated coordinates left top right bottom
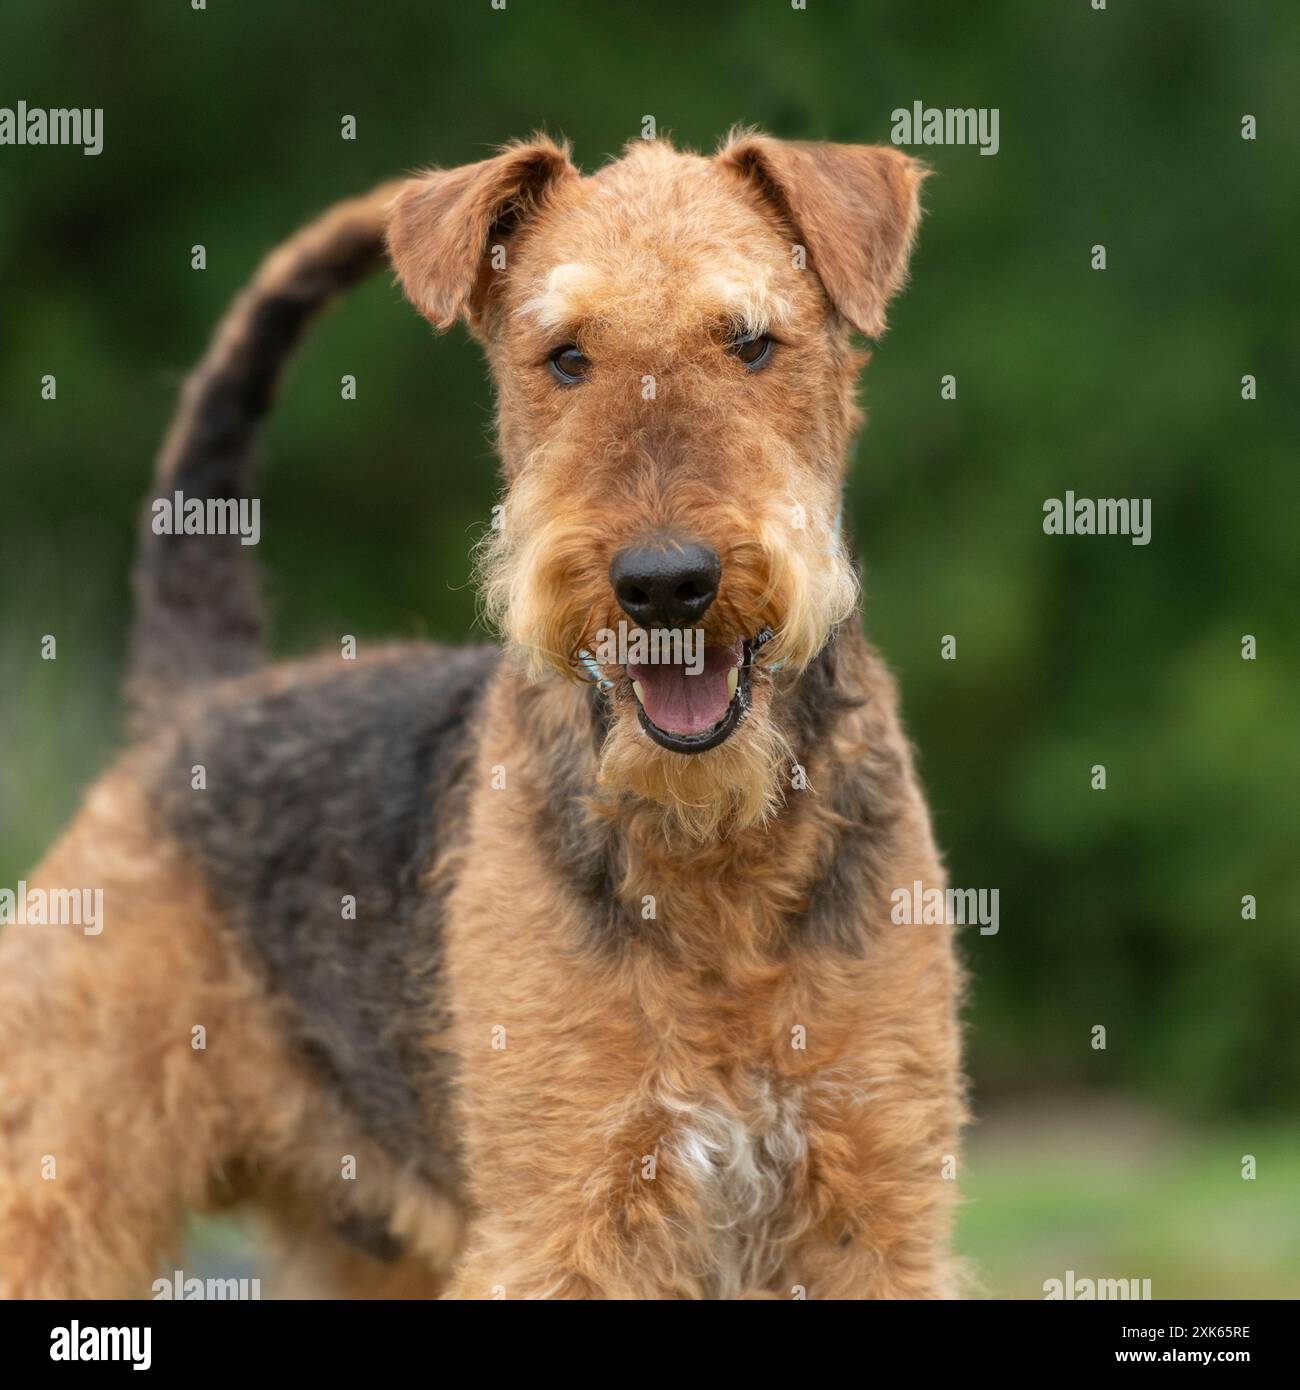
(2, 0, 1297, 1297)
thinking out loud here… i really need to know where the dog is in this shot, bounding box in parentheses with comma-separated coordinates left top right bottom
(0, 132, 964, 1299)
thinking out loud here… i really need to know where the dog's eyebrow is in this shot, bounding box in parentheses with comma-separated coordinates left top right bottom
(517, 262, 602, 333)
(705, 270, 794, 335)
(516, 261, 795, 341)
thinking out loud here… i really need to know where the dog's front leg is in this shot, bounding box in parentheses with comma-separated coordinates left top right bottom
(442, 1223, 604, 1300)
(443, 1203, 704, 1301)
(774, 1074, 964, 1300)
(442, 1131, 723, 1301)
(779, 1234, 961, 1300)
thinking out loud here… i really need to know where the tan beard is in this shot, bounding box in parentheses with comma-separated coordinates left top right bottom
(595, 675, 793, 842)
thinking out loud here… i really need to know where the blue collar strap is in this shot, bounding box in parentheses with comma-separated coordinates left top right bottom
(577, 648, 614, 688)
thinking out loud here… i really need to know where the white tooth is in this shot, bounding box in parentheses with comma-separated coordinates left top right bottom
(632, 680, 645, 705)
(726, 666, 739, 699)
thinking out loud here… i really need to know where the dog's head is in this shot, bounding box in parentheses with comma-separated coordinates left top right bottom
(388, 133, 924, 836)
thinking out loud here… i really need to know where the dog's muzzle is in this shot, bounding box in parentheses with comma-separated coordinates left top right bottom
(629, 631, 771, 754)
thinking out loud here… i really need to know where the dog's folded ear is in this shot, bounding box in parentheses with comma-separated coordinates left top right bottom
(387, 136, 578, 332)
(717, 133, 927, 339)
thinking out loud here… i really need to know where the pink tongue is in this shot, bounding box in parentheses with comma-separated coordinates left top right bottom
(628, 641, 742, 736)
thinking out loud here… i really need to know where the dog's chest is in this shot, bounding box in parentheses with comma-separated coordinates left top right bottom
(659, 1076, 807, 1296)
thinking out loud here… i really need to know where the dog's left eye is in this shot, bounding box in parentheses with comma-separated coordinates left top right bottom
(728, 331, 774, 370)
(548, 345, 591, 385)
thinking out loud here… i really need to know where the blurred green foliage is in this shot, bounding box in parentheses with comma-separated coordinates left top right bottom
(2, 0, 1297, 1131)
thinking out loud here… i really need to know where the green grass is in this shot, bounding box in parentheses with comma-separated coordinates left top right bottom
(957, 1102, 1300, 1299)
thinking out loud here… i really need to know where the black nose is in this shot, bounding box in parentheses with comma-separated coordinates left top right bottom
(609, 540, 721, 628)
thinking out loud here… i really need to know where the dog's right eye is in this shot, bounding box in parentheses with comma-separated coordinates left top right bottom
(548, 345, 591, 385)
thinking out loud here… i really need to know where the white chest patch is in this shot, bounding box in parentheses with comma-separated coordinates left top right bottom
(663, 1079, 807, 1298)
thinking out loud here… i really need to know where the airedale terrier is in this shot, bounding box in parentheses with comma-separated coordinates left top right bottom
(0, 133, 964, 1299)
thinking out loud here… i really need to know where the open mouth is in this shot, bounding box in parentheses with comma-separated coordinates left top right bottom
(627, 632, 769, 754)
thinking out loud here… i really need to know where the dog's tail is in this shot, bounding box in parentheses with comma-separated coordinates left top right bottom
(126, 182, 402, 731)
